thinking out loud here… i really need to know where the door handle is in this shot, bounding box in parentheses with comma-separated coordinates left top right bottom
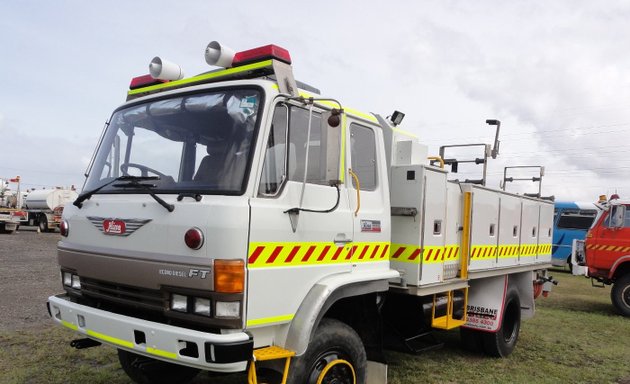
(334, 234, 353, 246)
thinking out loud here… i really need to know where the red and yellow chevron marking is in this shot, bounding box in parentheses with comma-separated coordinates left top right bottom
(497, 244, 520, 258)
(390, 244, 460, 264)
(586, 243, 630, 253)
(470, 243, 551, 259)
(537, 243, 552, 254)
(470, 245, 497, 260)
(247, 242, 390, 268)
(519, 243, 539, 257)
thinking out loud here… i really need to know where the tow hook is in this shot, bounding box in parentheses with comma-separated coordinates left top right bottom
(70, 338, 102, 349)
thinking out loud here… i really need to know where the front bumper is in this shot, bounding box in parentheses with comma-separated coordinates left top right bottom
(48, 294, 252, 372)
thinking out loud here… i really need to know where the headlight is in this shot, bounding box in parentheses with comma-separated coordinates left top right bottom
(62, 272, 72, 287)
(193, 298, 211, 317)
(215, 301, 239, 318)
(170, 294, 188, 312)
(71, 275, 81, 289)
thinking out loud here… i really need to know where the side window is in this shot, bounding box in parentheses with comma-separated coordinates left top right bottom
(288, 107, 327, 185)
(350, 123, 377, 191)
(605, 205, 629, 228)
(259, 104, 289, 195)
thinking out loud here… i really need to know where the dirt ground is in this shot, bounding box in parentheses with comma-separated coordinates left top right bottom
(0, 227, 61, 331)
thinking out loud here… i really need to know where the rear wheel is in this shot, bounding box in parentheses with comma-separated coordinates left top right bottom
(481, 289, 521, 357)
(117, 349, 199, 384)
(38, 215, 48, 232)
(611, 274, 630, 317)
(287, 318, 366, 384)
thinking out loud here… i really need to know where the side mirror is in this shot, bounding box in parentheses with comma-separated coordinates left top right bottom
(610, 205, 626, 228)
(322, 109, 343, 182)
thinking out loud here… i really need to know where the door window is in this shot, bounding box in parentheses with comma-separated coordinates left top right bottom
(350, 123, 377, 191)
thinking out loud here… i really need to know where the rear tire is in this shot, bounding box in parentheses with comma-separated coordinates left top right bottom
(481, 288, 521, 357)
(117, 349, 199, 384)
(287, 318, 366, 384)
(38, 215, 48, 232)
(611, 274, 630, 317)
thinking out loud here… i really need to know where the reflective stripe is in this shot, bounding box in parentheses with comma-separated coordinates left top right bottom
(147, 347, 178, 359)
(128, 59, 274, 96)
(61, 320, 78, 331)
(247, 314, 294, 327)
(86, 329, 134, 349)
(248, 242, 389, 268)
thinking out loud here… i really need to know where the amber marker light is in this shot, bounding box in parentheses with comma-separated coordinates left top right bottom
(214, 259, 245, 293)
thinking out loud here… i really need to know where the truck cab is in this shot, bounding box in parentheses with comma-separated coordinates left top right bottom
(581, 198, 630, 316)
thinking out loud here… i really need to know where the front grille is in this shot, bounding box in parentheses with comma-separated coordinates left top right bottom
(80, 277, 164, 312)
(74, 277, 242, 331)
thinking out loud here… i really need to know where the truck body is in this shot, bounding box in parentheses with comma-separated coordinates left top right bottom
(23, 188, 78, 232)
(47, 42, 554, 384)
(575, 198, 630, 316)
(551, 201, 598, 269)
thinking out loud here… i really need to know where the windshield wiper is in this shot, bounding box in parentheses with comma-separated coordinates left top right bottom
(73, 176, 160, 209)
(112, 178, 175, 213)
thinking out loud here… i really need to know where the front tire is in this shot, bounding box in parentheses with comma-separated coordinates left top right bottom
(611, 274, 630, 317)
(287, 318, 366, 384)
(481, 288, 521, 357)
(117, 349, 199, 384)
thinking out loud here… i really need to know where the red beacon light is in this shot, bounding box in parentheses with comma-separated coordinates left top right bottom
(232, 44, 292, 67)
(129, 74, 168, 90)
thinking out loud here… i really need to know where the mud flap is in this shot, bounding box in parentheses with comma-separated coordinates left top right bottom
(462, 275, 507, 331)
(366, 361, 387, 384)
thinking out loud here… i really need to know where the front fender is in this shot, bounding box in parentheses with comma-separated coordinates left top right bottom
(610, 256, 630, 279)
(283, 268, 399, 356)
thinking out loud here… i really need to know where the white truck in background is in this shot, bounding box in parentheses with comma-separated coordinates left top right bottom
(47, 41, 556, 384)
(23, 188, 78, 232)
(0, 177, 24, 234)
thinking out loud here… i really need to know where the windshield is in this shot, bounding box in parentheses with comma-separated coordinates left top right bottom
(84, 88, 262, 194)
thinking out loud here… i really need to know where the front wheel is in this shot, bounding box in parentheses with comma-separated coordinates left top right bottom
(117, 349, 199, 384)
(287, 318, 366, 384)
(611, 274, 630, 317)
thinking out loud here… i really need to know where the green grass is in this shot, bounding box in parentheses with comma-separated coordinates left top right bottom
(1, 272, 629, 383)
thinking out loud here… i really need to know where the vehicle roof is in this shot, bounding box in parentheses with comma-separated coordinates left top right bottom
(554, 201, 598, 210)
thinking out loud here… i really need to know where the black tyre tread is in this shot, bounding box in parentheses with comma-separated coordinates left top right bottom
(117, 349, 199, 384)
(287, 318, 366, 384)
(611, 273, 630, 317)
(481, 288, 521, 358)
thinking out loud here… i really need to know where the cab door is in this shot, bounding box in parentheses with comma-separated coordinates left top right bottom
(591, 204, 630, 273)
(346, 120, 390, 270)
(247, 102, 354, 330)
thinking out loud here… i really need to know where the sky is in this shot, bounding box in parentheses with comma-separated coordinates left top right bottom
(1, 1, 629, 202)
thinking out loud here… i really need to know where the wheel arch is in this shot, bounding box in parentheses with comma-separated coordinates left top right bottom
(610, 257, 630, 280)
(283, 271, 396, 357)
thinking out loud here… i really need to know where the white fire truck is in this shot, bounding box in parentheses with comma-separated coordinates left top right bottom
(47, 41, 555, 384)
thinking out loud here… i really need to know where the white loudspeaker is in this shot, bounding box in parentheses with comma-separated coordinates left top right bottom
(204, 41, 236, 68)
(149, 57, 185, 80)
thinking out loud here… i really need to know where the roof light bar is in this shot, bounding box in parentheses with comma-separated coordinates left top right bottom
(232, 44, 291, 67)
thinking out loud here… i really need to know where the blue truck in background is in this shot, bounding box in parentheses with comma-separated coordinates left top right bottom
(552, 201, 599, 269)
